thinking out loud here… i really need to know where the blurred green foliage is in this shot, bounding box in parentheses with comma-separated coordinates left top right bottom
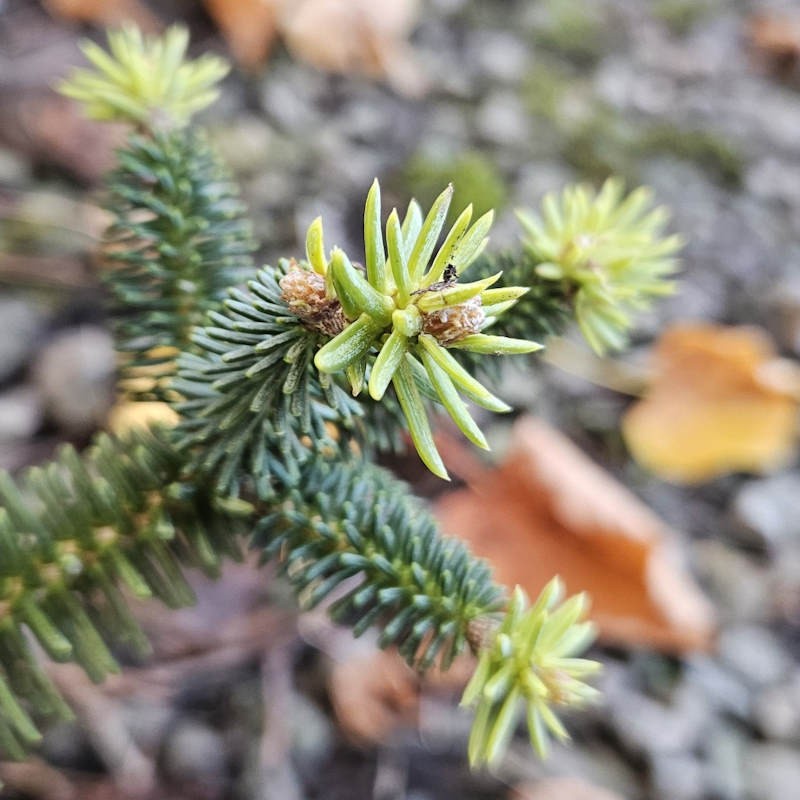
(654, 0, 717, 36)
(398, 150, 508, 225)
(531, 0, 617, 66)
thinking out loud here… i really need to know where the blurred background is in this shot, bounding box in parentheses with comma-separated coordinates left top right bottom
(1, 0, 800, 798)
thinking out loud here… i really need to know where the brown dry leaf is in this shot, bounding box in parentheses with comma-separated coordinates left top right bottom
(328, 647, 475, 743)
(0, 91, 125, 183)
(747, 12, 800, 79)
(204, 0, 279, 70)
(0, 760, 118, 800)
(329, 649, 420, 742)
(47, 0, 424, 93)
(204, 0, 425, 94)
(42, 0, 159, 30)
(280, 0, 426, 96)
(512, 777, 625, 800)
(623, 323, 800, 484)
(435, 416, 716, 653)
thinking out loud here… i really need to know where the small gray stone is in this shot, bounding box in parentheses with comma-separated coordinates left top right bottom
(210, 116, 275, 176)
(514, 161, 578, 206)
(337, 96, 393, 143)
(595, 58, 677, 115)
(40, 719, 93, 767)
(122, 699, 174, 754)
(290, 692, 334, 769)
(746, 158, 800, 207)
(744, 743, 800, 800)
(495, 361, 544, 411)
(650, 754, 706, 800)
(0, 385, 42, 442)
(468, 30, 531, 85)
(718, 625, 793, 688)
(692, 540, 772, 624)
(161, 719, 227, 791)
(752, 673, 800, 743)
(0, 146, 29, 183)
(704, 724, 747, 800)
(772, 550, 800, 623)
(259, 68, 323, 133)
(33, 326, 115, 434)
(250, 763, 302, 800)
(319, 143, 385, 194)
(766, 274, 800, 356)
(0, 297, 43, 383)
(426, 105, 473, 151)
(417, 693, 472, 754)
(417, 36, 476, 99)
(429, 0, 466, 13)
(247, 170, 298, 212)
(605, 670, 711, 758)
(732, 473, 800, 551)
(474, 91, 532, 149)
(685, 656, 751, 720)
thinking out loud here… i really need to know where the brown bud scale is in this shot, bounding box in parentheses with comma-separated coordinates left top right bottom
(280, 264, 347, 337)
(422, 297, 485, 344)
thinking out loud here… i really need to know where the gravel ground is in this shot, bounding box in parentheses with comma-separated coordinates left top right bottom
(1, 0, 800, 798)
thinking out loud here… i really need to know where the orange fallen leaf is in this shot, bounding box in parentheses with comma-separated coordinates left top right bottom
(435, 417, 716, 653)
(280, 0, 426, 96)
(49, 0, 424, 93)
(329, 416, 714, 740)
(328, 646, 474, 743)
(513, 778, 625, 800)
(204, 0, 279, 70)
(0, 92, 125, 183)
(622, 323, 800, 484)
(43, 0, 159, 30)
(204, 0, 425, 94)
(329, 649, 420, 742)
(747, 12, 800, 79)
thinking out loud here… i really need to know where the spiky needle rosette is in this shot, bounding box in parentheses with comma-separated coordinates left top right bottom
(284, 180, 541, 479)
(60, 25, 229, 129)
(517, 178, 682, 354)
(461, 578, 601, 768)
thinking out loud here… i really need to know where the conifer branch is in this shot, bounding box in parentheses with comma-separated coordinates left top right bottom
(0, 428, 249, 757)
(466, 250, 574, 344)
(256, 455, 504, 669)
(517, 178, 682, 353)
(172, 264, 361, 497)
(59, 26, 228, 129)
(289, 181, 542, 478)
(103, 129, 255, 399)
(0, 26, 688, 773)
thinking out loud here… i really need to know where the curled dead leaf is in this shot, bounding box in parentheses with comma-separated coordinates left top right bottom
(203, 0, 425, 94)
(280, 0, 426, 96)
(43, 0, 159, 30)
(435, 417, 716, 653)
(747, 12, 800, 80)
(0, 91, 125, 183)
(328, 649, 420, 742)
(327, 646, 475, 743)
(623, 323, 800, 484)
(512, 777, 625, 800)
(203, 0, 278, 70)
